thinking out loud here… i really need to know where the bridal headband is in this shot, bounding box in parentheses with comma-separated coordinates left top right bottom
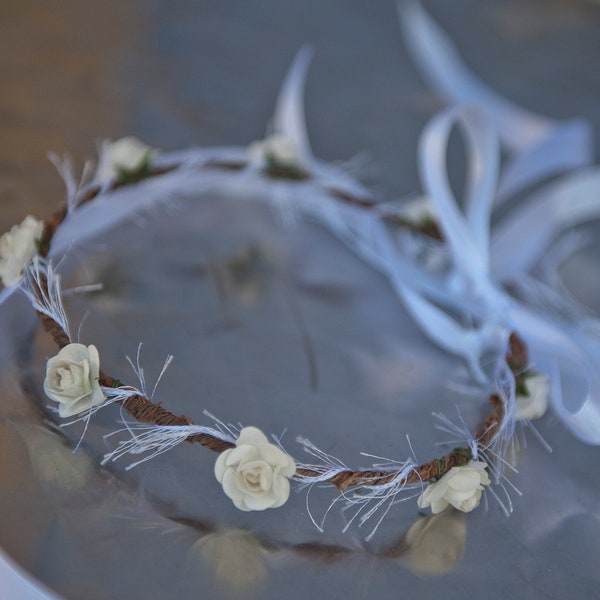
(2, 1, 599, 541)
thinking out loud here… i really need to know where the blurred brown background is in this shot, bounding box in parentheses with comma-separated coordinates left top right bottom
(2, 0, 599, 231)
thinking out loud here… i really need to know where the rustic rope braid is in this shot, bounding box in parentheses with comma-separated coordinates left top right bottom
(34, 163, 526, 491)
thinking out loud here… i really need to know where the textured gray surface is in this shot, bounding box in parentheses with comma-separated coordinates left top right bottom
(1, 1, 600, 599)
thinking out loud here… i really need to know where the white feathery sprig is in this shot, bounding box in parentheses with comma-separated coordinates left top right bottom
(484, 356, 517, 475)
(294, 436, 421, 538)
(435, 351, 518, 473)
(123, 343, 175, 400)
(101, 422, 236, 470)
(433, 407, 480, 459)
(126, 343, 148, 397)
(293, 436, 351, 532)
(58, 389, 130, 452)
(293, 436, 348, 486)
(48, 152, 95, 213)
(55, 387, 142, 452)
(20, 257, 71, 339)
(201, 410, 243, 440)
(341, 457, 419, 541)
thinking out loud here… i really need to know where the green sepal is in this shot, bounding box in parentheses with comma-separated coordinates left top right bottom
(34, 237, 51, 256)
(516, 369, 539, 397)
(436, 458, 444, 477)
(264, 152, 309, 181)
(515, 379, 529, 397)
(452, 447, 472, 460)
(115, 154, 152, 185)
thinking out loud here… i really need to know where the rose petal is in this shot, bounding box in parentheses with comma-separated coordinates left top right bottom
(447, 470, 481, 491)
(269, 472, 290, 508)
(243, 493, 275, 511)
(236, 427, 270, 447)
(214, 449, 232, 482)
(225, 444, 259, 467)
(446, 487, 480, 505)
(423, 479, 449, 504)
(222, 468, 247, 510)
(457, 491, 483, 513)
(87, 344, 101, 380)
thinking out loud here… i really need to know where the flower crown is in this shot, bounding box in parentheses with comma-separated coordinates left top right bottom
(2, 5, 600, 547)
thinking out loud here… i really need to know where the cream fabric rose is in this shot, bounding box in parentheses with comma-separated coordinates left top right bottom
(417, 460, 490, 514)
(248, 134, 306, 169)
(43, 343, 106, 417)
(0, 215, 43, 287)
(214, 426, 296, 511)
(95, 136, 155, 183)
(400, 195, 436, 224)
(515, 373, 549, 421)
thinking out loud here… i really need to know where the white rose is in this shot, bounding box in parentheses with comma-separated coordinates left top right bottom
(248, 134, 306, 169)
(95, 136, 155, 183)
(400, 195, 436, 224)
(43, 343, 106, 417)
(417, 460, 490, 514)
(0, 215, 43, 287)
(515, 373, 549, 421)
(214, 426, 296, 511)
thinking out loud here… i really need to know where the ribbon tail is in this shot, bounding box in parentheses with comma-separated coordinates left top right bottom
(418, 105, 498, 291)
(496, 119, 594, 202)
(369, 215, 509, 384)
(271, 45, 315, 165)
(547, 357, 600, 445)
(399, 0, 593, 203)
(398, 0, 552, 153)
(492, 168, 600, 282)
(510, 305, 600, 445)
(398, 288, 507, 385)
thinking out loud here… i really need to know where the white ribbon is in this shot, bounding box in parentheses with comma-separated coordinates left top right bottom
(508, 305, 600, 445)
(411, 104, 600, 444)
(271, 45, 372, 200)
(388, 105, 506, 382)
(398, 0, 594, 202)
(271, 44, 315, 165)
(419, 105, 499, 298)
(492, 167, 600, 281)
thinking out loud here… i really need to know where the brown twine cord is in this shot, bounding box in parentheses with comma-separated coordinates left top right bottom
(294, 392, 506, 491)
(328, 187, 443, 240)
(34, 161, 527, 491)
(39, 312, 71, 349)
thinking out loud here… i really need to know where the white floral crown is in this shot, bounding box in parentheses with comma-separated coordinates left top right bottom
(2, 4, 600, 548)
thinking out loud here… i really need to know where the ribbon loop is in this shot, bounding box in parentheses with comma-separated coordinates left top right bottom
(418, 104, 499, 298)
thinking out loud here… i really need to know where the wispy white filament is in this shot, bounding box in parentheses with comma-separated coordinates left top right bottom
(20, 257, 71, 339)
(102, 423, 236, 470)
(294, 436, 348, 486)
(48, 152, 95, 213)
(294, 436, 420, 538)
